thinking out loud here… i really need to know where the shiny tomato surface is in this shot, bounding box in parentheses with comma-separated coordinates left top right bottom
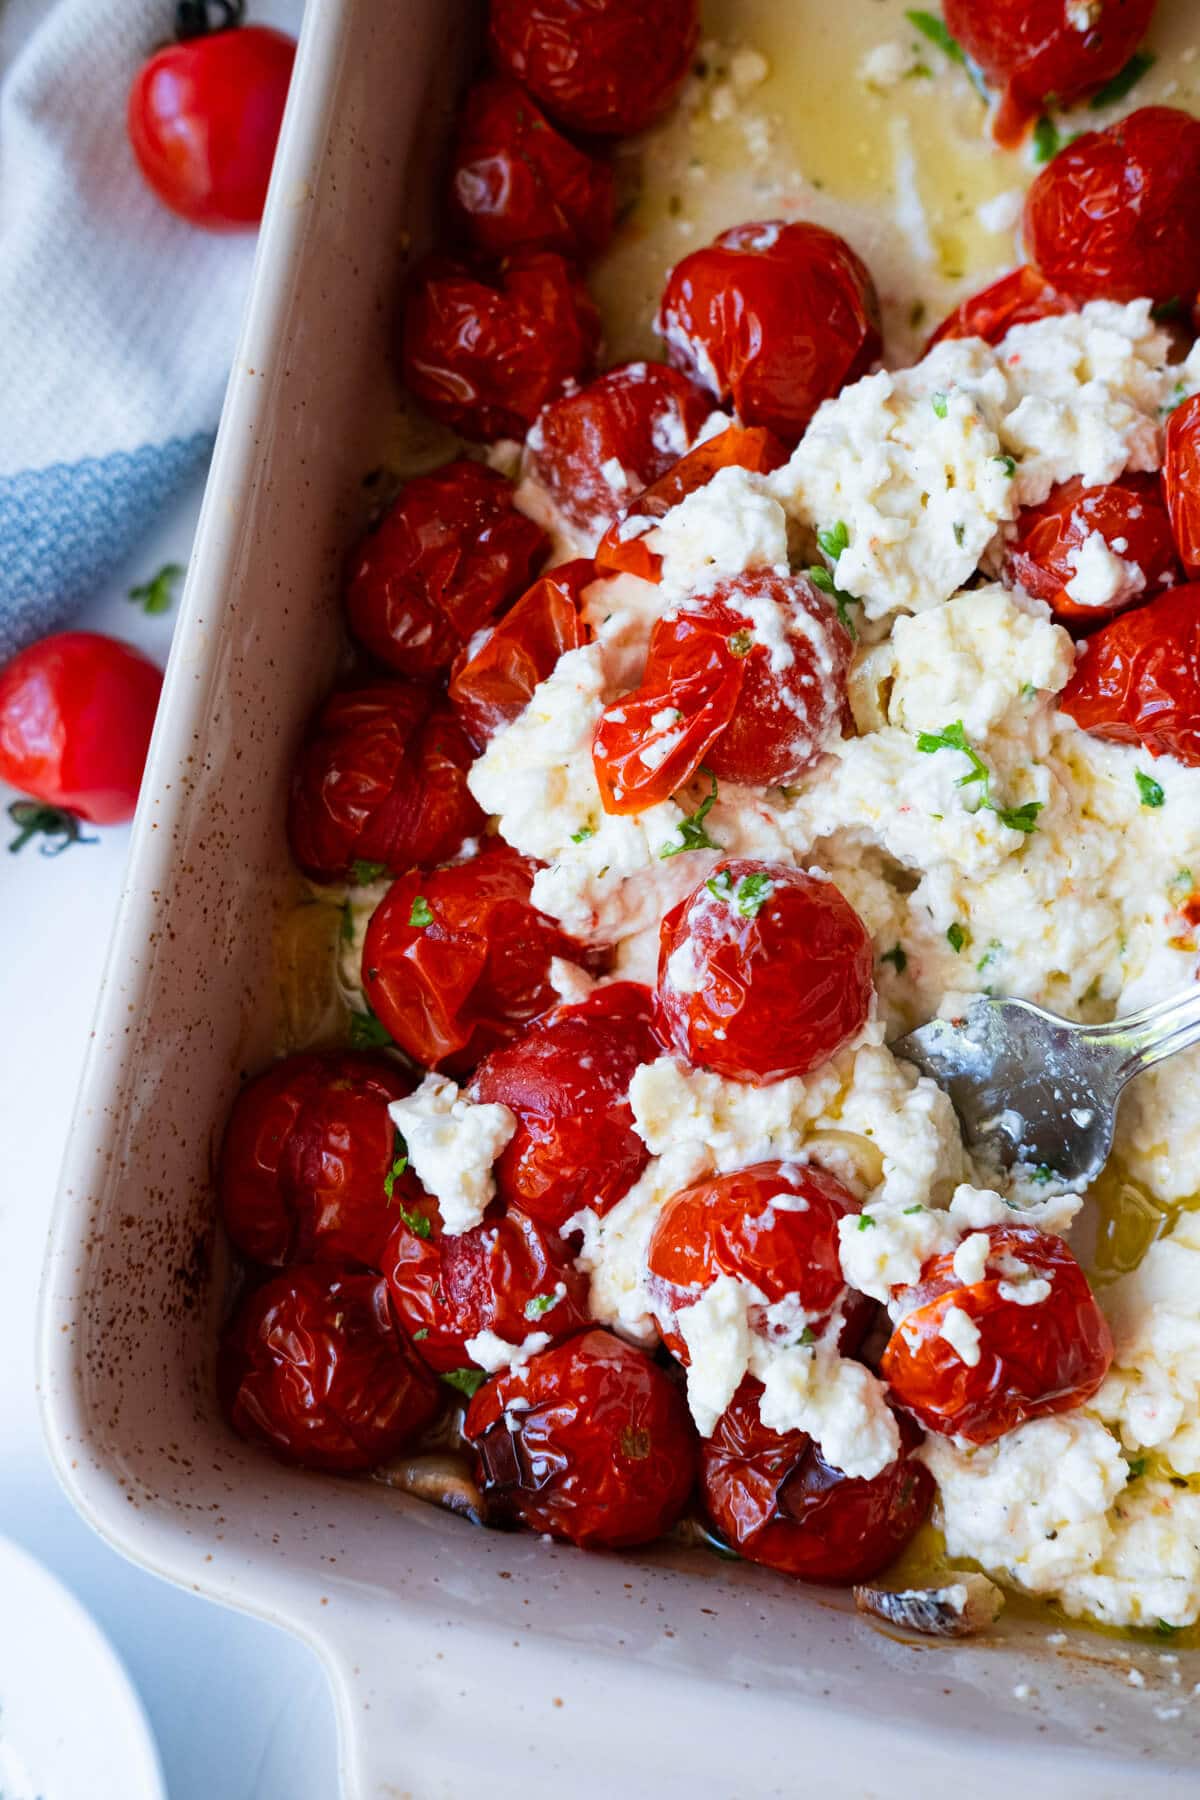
(1058, 582, 1200, 765)
(344, 460, 548, 680)
(881, 1226, 1112, 1444)
(127, 24, 295, 228)
(525, 362, 712, 535)
(401, 251, 601, 442)
(448, 559, 591, 746)
(1023, 106, 1200, 305)
(287, 682, 483, 883)
(924, 264, 1077, 351)
(471, 983, 661, 1231)
(488, 0, 699, 136)
(362, 840, 601, 1073)
(657, 860, 874, 1085)
(701, 1379, 932, 1583)
(449, 75, 615, 260)
(1164, 392, 1200, 580)
(657, 221, 881, 444)
(218, 1051, 415, 1269)
(219, 1265, 441, 1472)
(0, 631, 162, 825)
(1004, 473, 1180, 625)
(465, 1329, 697, 1546)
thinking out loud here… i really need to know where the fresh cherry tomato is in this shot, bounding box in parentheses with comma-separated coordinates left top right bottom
(449, 75, 615, 261)
(1023, 107, 1200, 306)
(657, 221, 881, 445)
(700, 1377, 933, 1583)
(657, 860, 874, 1085)
(344, 461, 548, 680)
(471, 983, 661, 1231)
(524, 362, 712, 537)
(943, 0, 1155, 148)
(593, 573, 851, 812)
(219, 1265, 441, 1472)
(218, 1051, 415, 1270)
(361, 839, 602, 1073)
(402, 251, 601, 443)
(1164, 392, 1200, 580)
(924, 264, 1077, 352)
(464, 1329, 697, 1547)
(286, 682, 483, 884)
(881, 1225, 1112, 1445)
(1004, 472, 1180, 625)
(448, 559, 591, 747)
(487, 0, 699, 136)
(0, 631, 161, 826)
(595, 424, 790, 583)
(1058, 582, 1200, 765)
(127, 20, 295, 229)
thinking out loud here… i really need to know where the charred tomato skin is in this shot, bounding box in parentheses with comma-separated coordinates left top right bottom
(1058, 581, 1200, 765)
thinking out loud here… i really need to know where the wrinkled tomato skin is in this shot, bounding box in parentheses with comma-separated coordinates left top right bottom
(1023, 107, 1200, 306)
(286, 683, 483, 883)
(465, 1329, 697, 1547)
(218, 1051, 416, 1270)
(488, 0, 699, 136)
(362, 840, 603, 1074)
(924, 265, 1077, 352)
(449, 76, 615, 261)
(471, 982, 662, 1230)
(448, 559, 591, 747)
(1004, 473, 1181, 625)
(219, 1265, 441, 1472)
(402, 251, 601, 443)
(344, 460, 548, 680)
(881, 1226, 1113, 1445)
(1164, 392, 1200, 581)
(700, 1378, 933, 1583)
(1059, 582, 1200, 765)
(657, 221, 881, 445)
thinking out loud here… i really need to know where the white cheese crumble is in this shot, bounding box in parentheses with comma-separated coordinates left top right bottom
(387, 1075, 516, 1236)
(1063, 528, 1146, 610)
(464, 1328, 553, 1374)
(938, 1304, 982, 1367)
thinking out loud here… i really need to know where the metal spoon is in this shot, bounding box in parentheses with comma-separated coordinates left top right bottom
(894, 986, 1200, 1188)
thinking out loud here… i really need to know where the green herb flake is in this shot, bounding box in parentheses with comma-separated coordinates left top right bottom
(349, 1007, 393, 1050)
(340, 899, 356, 946)
(659, 768, 720, 859)
(903, 1204, 925, 1215)
(397, 1202, 432, 1240)
(706, 869, 735, 904)
(1031, 1163, 1055, 1185)
(932, 391, 949, 419)
(857, 1212, 877, 1232)
(1020, 680, 1037, 700)
(1032, 116, 1061, 164)
(1155, 1618, 1179, 1640)
(976, 939, 1002, 973)
(524, 1292, 561, 1321)
(795, 1326, 816, 1347)
(905, 9, 965, 64)
(409, 894, 434, 928)
(412, 1327, 430, 1340)
(1090, 49, 1154, 110)
(128, 560, 184, 616)
(1136, 770, 1165, 809)
(817, 519, 850, 562)
(441, 1367, 487, 1399)
(916, 720, 1043, 836)
(946, 922, 967, 954)
(953, 521, 965, 546)
(993, 800, 1044, 834)
(734, 872, 773, 919)
(807, 562, 860, 640)
(351, 858, 388, 886)
(1126, 1455, 1148, 1480)
(994, 454, 1017, 477)
(881, 944, 908, 974)
(383, 1130, 409, 1202)
(570, 824, 596, 843)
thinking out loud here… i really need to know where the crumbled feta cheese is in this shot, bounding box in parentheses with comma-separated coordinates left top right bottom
(938, 1304, 982, 1366)
(654, 465, 790, 595)
(858, 41, 911, 89)
(464, 1328, 552, 1374)
(388, 1075, 516, 1236)
(952, 1232, 992, 1287)
(1063, 528, 1146, 610)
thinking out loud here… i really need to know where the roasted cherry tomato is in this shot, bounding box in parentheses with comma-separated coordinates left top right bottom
(362, 839, 602, 1073)
(286, 682, 483, 884)
(448, 559, 591, 747)
(1164, 392, 1200, 581)
(0, 631, 162, 826)
(1058, 582, 1200, 765)
(344, 461, 548, 680)
(924, 264, 1077, 352)
(657, 860, 874, 1085)
(465, 1329, 697, 1547)
(471, 983, 661, 1231)
(593, 573, 850, 811)
(219, 1265, 441, 1472)
(1023, 107, 1200, 306)
(448, 75, 615, 261)
(524, 362, 712, 537)
(488, 0, 699, 136)
(657, 221, 881, 445)
(700, 1377, 933, 1583)
(218, 1051, 415, 1269)
(127, 18, 295, 229)
(595, 424, 790, 583)
(1004, 473, 1180, 625)
(402, 251, 601, 442)
(943, 0, 1155, 148)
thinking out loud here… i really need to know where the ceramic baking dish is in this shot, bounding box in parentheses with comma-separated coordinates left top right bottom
(36, 2, 1200, 1793)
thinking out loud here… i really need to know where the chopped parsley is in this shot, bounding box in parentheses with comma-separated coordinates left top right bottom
(1155, 1618, 1179, 1640)
(383, 1130, 409, 1201)
(953, 521, 965, 546)
(1031, 1163, 1055, 1185)
(992, 800, 1044, 834)
(857, 1212, 877, 1231)
(903, 1204, 925, 1216)
(1090, 49, 1154, 109)
(524, 1292, 561, 1321)
(396, 1201, 432, 1240)
(128, 560, 184, 615)
(706, 868, 774, 919)
(931, 390, 949, 419)
(1032, 116, 1061, 164)
(794, 1326, 816, 1347)
(412, 1328, 430, 1341)
(807, 562, 860, 639)
(351, 858, 388, 886)
(994, 454, 1017, 478)
(905, 10, 964, 65)
(1126, 1455, 1148, 1480)
(881, 944, 908, 974)
(441, 1367, 487, 1399)
(817, 519, 850, 562)
(409, 894, 434, 928)
(916, 719, 1043, 835)
(976, 939, 1002, 973)
(349, 1007, 393, 1049)
(1136, 770, 1165, 809)
(570, 824, 596, 843)
(946, 921, 967, 954)
(659, 768, 720, 858)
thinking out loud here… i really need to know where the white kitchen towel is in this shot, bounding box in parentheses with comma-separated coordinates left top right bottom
(0, 0, 302, 663)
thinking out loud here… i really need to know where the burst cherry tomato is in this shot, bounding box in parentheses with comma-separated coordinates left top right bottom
(700, 1377, 933, 1583)
(488, 0, 699, 136)
(464, 1329, 697, 1546)
(657, 860, 874, 1085)
(448, 559, 591, 746)
(1164, 392, 1200, 581)
(1004, 473, 1180, 625)
(471, 983, 661, 1231)
(1023, 107, 1200, 306)
(402, 251, 601, 442)
(657, 221, 881, 445)
(924, 265, 1077, 351)
(344, 461, 548, 680)
(0, 631, 162, 826)
(127, 18, 295, 229)
(1058, 582, 1200, 765)
(219, 1265, 441, 1472)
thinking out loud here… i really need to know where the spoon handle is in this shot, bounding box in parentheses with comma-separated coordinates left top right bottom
(1085, 983, 1200, 1081)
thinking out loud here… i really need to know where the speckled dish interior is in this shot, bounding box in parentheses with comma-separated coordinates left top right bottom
(36, 2, 1200, 1793)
